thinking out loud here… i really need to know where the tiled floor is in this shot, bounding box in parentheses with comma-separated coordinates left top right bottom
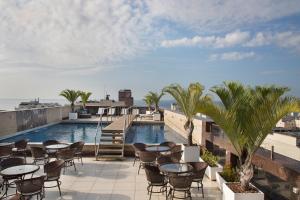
(5, 157, 222, 200)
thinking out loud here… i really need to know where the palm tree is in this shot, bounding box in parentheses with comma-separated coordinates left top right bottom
(147, 91, 164, 112)
(143, 94, 153, 111)
(163, 83, 210, 146)
(80, 91, 92, 110)
(60, 89, 81, 112)
(197, 81, 300, 191)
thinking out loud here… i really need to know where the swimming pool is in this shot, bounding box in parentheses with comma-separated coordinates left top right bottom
(0, 123, 166, 144)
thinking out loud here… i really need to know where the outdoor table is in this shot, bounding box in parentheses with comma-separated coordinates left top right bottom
(45, 143, 69, 150)
(0, 164, 40, 197)
(145, 146, 171, 152)
(0, 164, 40, 177)
(159, 163, 193, 174)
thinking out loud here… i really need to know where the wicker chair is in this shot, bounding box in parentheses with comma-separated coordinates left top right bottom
(70, 141, 85, 165)
(171, 145, 182, 153)
(132, 143, 146, 166)
(144, 165, 168, 200)
(0, 157, 25, 197)
(30, 147, 49, 165)
(168, 173, 193, 199)
(15, 175, 45, 200)
(159, 141, 177, 149)
(189, 162, 208, 197)
(42, 140, 60, 158)
(157, 156, 176, 166)
(12, 139, 28, 161)
(138, 151, 157, 175)
(57, 149, 76, 173)
(0, 145, 13, 161)
(44, 160, 64, 196)
(170, 150, 184, 162)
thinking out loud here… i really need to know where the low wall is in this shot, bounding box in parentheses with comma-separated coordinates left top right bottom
(164, 109, 210, 145)
(0, 106, 72, 139)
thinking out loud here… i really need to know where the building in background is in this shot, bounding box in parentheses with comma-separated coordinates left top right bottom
(118, 89, 133, 107)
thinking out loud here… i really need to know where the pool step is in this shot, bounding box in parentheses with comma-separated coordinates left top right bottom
(100, 138, 124, 143)
(98, 149, 123, 155)
(101, 133, 123, 137)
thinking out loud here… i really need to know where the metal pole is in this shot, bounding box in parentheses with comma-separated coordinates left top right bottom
(271, 145, 274, 160)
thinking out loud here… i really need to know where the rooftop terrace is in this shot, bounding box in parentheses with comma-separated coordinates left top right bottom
(5, 157, 221, 200)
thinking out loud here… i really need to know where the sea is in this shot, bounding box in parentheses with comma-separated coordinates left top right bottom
(0, 98, 175, 111)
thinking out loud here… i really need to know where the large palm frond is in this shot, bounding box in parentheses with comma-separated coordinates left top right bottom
(80, 91, 92, 109)
(197, 81, 300, 190)
(164, 82, 209, 145)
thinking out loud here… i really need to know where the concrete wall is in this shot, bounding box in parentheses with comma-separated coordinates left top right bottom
(0, 106, 72, 138)
(164, 109, 208, 145)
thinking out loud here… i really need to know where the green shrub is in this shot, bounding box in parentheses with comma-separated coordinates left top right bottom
(220, 165, 239, 182)
(201, 150, 218, 167)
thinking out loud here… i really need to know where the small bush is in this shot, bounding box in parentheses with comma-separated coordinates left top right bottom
(220, 165, 239, 182)
(201, 150, 218, 167)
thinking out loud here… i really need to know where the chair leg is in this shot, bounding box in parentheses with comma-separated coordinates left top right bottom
(80, 156, 83, 166)
(149, 185, 153, 200)
(133, 157, 136, 166)
(57, 180, 62, 196)
(138, 163, 142, 174)
(197, 182, 200, 191)
(201, 183, 204, 198)
(73, 161, 77, 171)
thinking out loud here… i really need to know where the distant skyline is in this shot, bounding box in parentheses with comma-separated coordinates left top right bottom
(0, 0, 300, 100)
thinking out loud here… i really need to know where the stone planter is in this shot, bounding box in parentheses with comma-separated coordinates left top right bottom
(222, 182, 264, 200)
(183, 145, 200, 162)
(199, 157, 223, 181)
(68, 112, 78, 120)
(216, 172, 226, 191)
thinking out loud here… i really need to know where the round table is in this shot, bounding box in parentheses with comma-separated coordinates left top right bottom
(159, 163, 193, 174)
(45, 143, 69, 150)
(0, 164, 40, 177)
(145, 146, 170, 152)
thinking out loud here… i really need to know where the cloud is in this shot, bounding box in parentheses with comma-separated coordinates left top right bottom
(162, 31, 300, 53)
(0, 0, 159, 71)
(147, 0, 300, 33)
(0, 0, 299, 72)
(245, 31, 300, 52)
(209, 52, 255, 61)
(161, 30, 250, 48)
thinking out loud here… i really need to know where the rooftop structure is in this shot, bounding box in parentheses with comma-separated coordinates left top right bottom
(118, 89, 134, 107)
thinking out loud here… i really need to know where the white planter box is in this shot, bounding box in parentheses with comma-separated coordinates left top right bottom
(153, 113, 161, 121)
(222, 182, 264, 200)
(69, 112, 78, 120)
(199, 157, 223, 181)
(216, 172, 226, 191)
(183, 145, 200, 162)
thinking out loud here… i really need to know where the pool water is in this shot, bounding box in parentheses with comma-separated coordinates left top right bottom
(0, 123, 166, 144)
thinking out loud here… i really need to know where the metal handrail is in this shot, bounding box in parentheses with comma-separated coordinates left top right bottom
(94, 114, 103, 157)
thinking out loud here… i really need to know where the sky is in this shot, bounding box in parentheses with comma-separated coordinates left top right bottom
(0, 0, 300, 100)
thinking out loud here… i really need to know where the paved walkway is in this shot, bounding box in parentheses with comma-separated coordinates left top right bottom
(5, 157, 221, 200)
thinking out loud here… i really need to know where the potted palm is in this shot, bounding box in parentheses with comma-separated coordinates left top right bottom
(200, 149, 223, 180)
(79, 91, 92, 118)
(143, 94, 153, 115)
(147, 91, 164, 121)
(60, 89, 81, 120)
(80, 91, 92, 110)
(164, 83, 210, 162)
(197, 81, 300, 200)
(216, 164, 239, 191)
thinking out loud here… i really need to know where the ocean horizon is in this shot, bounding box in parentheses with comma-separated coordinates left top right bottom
(0, 98, 174, 111)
